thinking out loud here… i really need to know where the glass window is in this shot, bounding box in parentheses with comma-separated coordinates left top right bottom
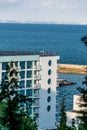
(47, 96, 51, 102)
(48, 69, 51, 75)
(47, 88, 51, 94)
(19, 90, 25, 96)
(27, 71, 32, 78)
(26, 107, 32, 115)
(26, 80, 32, 88)
(34, 89, 39, 94)
(20, 71, 25, 79)
(27, 61, 32, 69)
(15, 62, 18, 67)
(20, 102, 24, 107)
(2, 72, 6, 79)
(20, 61, 25, 69)
(34, 61, 37, 66)
(47, 105, 51, 111)
(26, 89, 32, 96)
(2, 62, 8, 70)
(48, 78, 51, 84)
(19, 80, 25, 88)
(48, 60, 52, 66)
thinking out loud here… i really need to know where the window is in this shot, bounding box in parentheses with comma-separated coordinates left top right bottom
(48, 60, 52, 66)
(26, 107, 32, 115)
(15, 62, 18, 67)
(20, 61, 25, 69)
(2, 62, 8, 70)
(47, 88, 51, 94)
(26, 80, 32, 88)
(26, 89, 32, 96)
(19, 90, 25, 96)
(2, 72, 6, 79)
(47, 96, 51, 102)
(48, 78, 51, 84)
(27, 61, 32, 69)
(20, 102, 24, 107)
(27, 71, 32, 78)
(19, 80, 25, 88)
(20, 71, 25, 79)
(47, 105, 51, 111)
(48, 69, 51, 75)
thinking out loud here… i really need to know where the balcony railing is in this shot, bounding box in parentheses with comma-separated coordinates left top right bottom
(33, 109, 39, 115)
(33, 83, 41, 89)
(34, 74, 41, 80)
(33, 65, 41, 70)
(33, 93, 40, 98)
(32, 102, 39, 107)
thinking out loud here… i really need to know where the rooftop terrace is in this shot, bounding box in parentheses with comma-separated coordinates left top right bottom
(0, 51, 57, 56)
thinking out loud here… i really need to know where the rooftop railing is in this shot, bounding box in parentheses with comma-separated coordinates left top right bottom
(0, 50, 57, 56)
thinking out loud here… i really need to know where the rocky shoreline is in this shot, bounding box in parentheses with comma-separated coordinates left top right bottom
(57, 79, 77, 86)
(58, 64, 87, 74)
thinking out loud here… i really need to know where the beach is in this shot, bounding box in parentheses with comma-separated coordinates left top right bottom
(58, 64, 87, 74)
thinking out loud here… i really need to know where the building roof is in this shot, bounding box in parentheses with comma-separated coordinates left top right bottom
(0, 51, 57, 57)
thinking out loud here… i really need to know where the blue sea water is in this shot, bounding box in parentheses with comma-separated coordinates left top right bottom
(0, 23, 87, 65)
(0, 23, 87, 119)
(56, 73, 86, 120)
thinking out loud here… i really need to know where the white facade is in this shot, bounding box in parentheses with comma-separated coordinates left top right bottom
(66, 95, 82, 127)
(39, 56, 59, 130)
(0, 51, 59, 130)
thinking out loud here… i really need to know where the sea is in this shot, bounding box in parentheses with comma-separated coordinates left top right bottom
(0, 23, 87, 120)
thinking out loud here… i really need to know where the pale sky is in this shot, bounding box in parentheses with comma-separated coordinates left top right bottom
(0, 0, 87, 24)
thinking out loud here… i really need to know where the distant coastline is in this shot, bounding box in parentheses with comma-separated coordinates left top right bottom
(58, 64, 87, 74)
(0, 20, 87, 25)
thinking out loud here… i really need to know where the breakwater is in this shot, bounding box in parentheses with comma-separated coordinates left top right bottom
(58, 64, 87, 74)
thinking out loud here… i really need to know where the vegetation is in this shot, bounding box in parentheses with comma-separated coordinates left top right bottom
(77, 36, 87, 129)
(77, 76, 87, 129)
(57, 97, 76, 130)
(57, 97, 67, 130)
(0, 62, 37, 130)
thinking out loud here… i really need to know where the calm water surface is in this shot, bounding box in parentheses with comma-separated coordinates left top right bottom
(56, 73, 86, 120)
(0, 23, 87, 65)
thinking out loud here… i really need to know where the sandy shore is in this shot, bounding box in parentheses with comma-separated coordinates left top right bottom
(58, 64, 87, 74)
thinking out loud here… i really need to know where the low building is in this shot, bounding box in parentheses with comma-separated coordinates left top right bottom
(66, 95, 82, 128)
(0, 51, 60, 130)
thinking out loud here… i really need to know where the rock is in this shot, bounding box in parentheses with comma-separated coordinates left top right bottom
(57, 79, 77, 86)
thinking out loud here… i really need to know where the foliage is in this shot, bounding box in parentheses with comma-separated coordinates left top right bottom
(57, 97, 67, 130)
(0, 62, 37, 130)
(78, 123, 86, 130)
(67, 126, 76, 130)
(77, 76, 87, 129)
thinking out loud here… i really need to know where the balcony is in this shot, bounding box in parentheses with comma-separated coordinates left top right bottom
(32, 102, 39, 108)
(33, 108, 39, 115)
(33, 83, 41, 89)
(33, 65, 41, 70)
(34, 74, 41, 80)
(32, 93, 40, 98)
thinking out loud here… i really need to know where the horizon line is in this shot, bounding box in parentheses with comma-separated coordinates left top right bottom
(0, 20, 87, 25)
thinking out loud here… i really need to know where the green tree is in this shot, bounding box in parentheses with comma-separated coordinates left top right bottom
(57, 97, 76, 130)
(57, 97, 67, 130)
(0, 62, 37, 130)
(77, 76, 87, 129)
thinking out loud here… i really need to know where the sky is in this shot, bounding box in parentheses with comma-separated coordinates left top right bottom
(0, 0, 87, 24)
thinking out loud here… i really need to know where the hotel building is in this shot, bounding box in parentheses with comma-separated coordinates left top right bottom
(0, 51, 59, 130)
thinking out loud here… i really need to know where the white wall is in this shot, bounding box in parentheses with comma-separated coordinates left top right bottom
(39, 56, 59, 130)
